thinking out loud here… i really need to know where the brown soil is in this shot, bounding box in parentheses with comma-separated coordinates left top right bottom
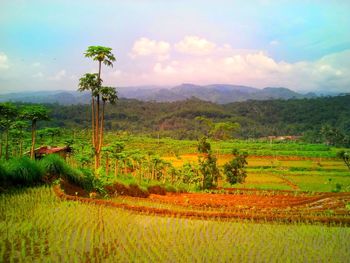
(54, 183, 350, 225)
(60, 180, 89, 197)
(148, 185, 167, 195)
(105, 182, 149, 198)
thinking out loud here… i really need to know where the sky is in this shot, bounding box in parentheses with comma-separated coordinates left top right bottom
(0, 0, 350, 94)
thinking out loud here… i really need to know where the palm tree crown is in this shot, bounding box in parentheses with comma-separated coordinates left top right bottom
(84, 46, 116, 67)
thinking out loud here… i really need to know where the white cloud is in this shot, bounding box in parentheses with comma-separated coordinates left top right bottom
(32, 72, 44, 78)
(49, 70, 66, 81)
(175, 36, 216, 55)
(123, 47, 350, 93)
(130, 37, 170, 60)
(0, 52, 9, 69)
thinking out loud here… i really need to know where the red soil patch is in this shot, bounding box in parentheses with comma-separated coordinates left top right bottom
(149, 192, 315, 209)
(53, 184, 350, 225)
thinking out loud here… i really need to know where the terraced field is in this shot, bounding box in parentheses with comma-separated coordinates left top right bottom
(1, 187, 350, 262)
(163, 154, 350, 192)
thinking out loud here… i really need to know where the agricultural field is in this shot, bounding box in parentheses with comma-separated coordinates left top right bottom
(1, 135, 350, 262)
(1, 187, 350, 262)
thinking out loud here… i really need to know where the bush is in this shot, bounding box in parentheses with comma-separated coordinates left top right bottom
(40, 154, 67, 176)
(6, 157, 43, 186)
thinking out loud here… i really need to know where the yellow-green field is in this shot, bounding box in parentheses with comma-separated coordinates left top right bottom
(1, 187, 350, 262)
(163, 154, 350, 192)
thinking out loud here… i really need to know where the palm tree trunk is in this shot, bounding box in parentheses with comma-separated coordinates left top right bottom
(30, 120, 37, 159)
(95, 95, 100, 169)
(94, 60, 102, 170)
(105, 152, 109, 176)
(91, 95, 95, 147)
(99, 101, 105, 153)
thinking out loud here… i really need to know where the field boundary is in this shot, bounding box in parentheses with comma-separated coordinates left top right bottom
(53, 185, 350, 225)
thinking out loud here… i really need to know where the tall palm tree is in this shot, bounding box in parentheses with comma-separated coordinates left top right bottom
(78, 73, 100, 147)
(79, 46, 117, 170)
(21, 105, 49, 159)
(85, 46, 116, 146)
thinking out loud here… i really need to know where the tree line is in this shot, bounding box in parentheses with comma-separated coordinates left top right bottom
(41, 94, 350, 146)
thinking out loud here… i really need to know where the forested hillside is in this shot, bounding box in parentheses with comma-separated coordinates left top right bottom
(43, 95, 350, 143)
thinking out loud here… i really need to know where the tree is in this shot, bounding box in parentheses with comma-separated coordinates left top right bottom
(195, 116, 240, 140)
(197, 137, 220, 189)
(210, 122, 240, 140)
(84, 46, 116, 83)
(337, 150, 350, 172)
(79, 46, 117, 170)
(223, 149, 248, 185)
(110, 141, 125, 176)
(0, 103, 19, 160)
(40, 127, 61, 145)
(10, 120, 27, 157)
(21, 105, 49, 159)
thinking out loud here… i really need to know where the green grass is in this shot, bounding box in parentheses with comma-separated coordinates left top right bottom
(101, 134, 346, 158)
(284, 175, 350, 192)
(5, 157, 44, 186)
(40, 154, 68, 176)
(1, 187, 350, 262)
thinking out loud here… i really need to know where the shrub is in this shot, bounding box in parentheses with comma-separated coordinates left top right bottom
(40, 154, 67, 176)
(6, 157, 43, 186)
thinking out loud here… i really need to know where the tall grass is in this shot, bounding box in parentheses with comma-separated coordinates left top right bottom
(40, 154, 94, 190)
(0, 155, 93, 190)
(6, 157, 43, 186)
(40, 154, 67, 176)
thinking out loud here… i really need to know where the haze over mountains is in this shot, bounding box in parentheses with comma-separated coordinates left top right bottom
(0, 84, 324, 105)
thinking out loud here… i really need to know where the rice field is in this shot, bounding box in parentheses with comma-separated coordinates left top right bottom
(164, 154, 350, 192)
(1, 186, 350, 262)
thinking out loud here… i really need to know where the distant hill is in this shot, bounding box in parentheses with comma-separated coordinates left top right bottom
(0, 84, 320, 105)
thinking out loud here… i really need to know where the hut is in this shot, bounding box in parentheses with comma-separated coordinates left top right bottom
(30, 146, 72, 160)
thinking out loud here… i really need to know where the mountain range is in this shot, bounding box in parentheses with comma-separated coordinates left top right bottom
(0, 84, 320, 105)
